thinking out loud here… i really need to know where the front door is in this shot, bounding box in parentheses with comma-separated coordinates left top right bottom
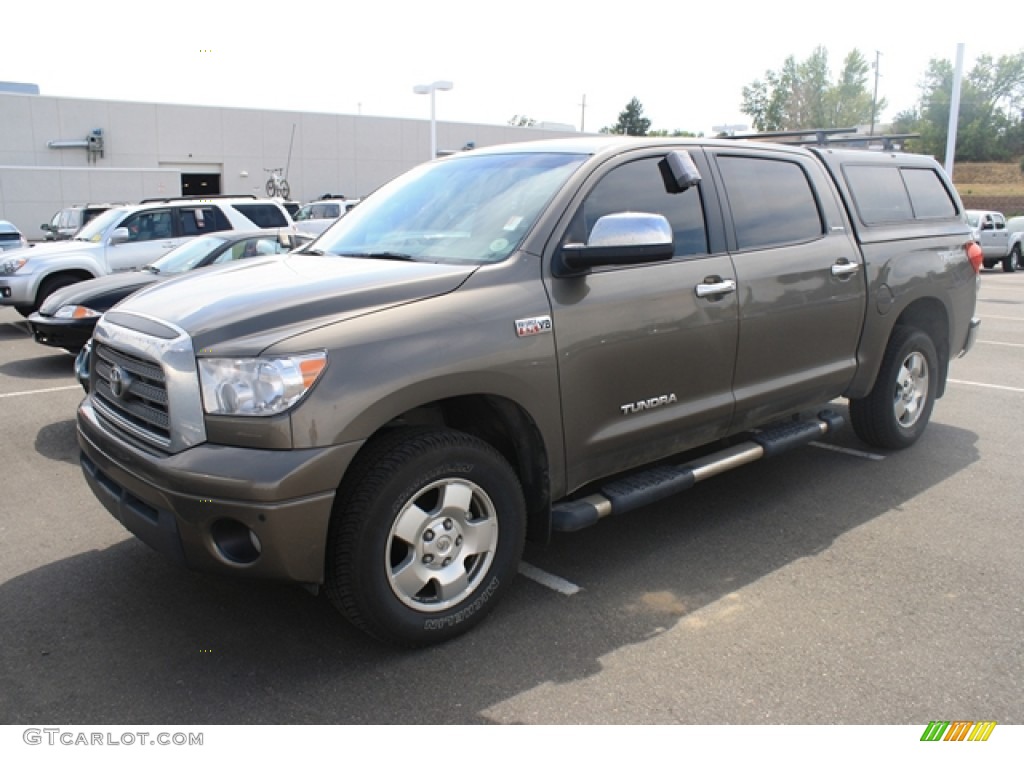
(545, 150, 739, 492)
(105, 209, 181, 272)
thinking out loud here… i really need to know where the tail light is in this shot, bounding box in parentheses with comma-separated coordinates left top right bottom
(966, 242, 983, 273)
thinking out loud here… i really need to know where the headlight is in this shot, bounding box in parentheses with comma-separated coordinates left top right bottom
(54, 305, 102, 319)
(1, 257, 28, 274)
(198, 352, 327, 416)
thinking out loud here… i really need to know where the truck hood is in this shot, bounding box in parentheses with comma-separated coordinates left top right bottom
(9, 240, 100, 266)
(109, 254, 477, 351)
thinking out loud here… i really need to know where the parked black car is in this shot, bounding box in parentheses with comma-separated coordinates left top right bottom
(29, 229, 308, 353)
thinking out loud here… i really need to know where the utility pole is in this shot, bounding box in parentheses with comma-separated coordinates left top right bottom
(870, 50, 881, 136)
(580, 94, 587, 133)
(945, 44, 965, 178)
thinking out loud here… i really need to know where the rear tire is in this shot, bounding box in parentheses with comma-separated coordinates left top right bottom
(1003, 253, 1017, 272)
(325, 427, 526, 647)
(1012, 244, 1023, 271)
(850, 326, 938, 450)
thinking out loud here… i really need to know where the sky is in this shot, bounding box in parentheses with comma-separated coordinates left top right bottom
(4, 2, 1022, 136)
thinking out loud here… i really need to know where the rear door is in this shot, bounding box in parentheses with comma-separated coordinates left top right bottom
(707, 148, 866, 430)
(545, 148, 739, 490)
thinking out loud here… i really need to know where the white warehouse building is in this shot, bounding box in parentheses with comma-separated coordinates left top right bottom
(0, 90, 580, 240)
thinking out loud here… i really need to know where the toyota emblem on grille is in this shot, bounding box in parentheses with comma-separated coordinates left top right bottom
(108, 365, 132, 399)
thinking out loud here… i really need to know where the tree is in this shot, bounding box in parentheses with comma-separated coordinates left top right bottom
(507, 115, 537, 127)
(897, 53, 1024, 162)
(826, 50, 882, 129)
(601, 98, 651, 136)
(741, 47, 885, 132)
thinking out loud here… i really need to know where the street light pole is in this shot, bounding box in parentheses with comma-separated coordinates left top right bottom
(413, 80, 453, 160)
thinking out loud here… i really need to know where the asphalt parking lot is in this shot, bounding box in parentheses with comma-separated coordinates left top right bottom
(0, 271, 1022, 727)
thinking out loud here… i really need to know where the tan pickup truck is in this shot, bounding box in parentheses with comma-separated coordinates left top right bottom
(75, 137, 982, 646)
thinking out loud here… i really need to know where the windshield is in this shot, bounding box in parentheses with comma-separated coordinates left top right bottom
(149, 236, 230, 273)
(74, 208, 125, 242)
(314, 152, 585, 264)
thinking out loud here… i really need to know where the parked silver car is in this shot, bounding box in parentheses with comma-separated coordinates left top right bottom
(0, 220, 28, 252)
(41, 204, 121, 241)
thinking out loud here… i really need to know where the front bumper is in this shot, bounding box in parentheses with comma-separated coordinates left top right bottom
(28, 311, 96, 351)
(0, 274, 36, 307)
(77, 397, 364, 584)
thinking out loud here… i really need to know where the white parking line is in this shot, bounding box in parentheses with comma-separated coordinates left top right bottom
(810, 442, 885, 461)
(948, 378, 1024, 394)
(0, 384, 81, 399)
(977, 314, 1024, 322)
(518, 562, 581, 596)
(977, 339, 1024, 349)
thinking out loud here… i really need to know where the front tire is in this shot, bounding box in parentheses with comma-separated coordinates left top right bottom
(265, 179, 277, 197)
(279, 180, 291, 200)
(850, 326, 938, 450)
(29, 274, 83, 315)
(325, 427, 526, 647)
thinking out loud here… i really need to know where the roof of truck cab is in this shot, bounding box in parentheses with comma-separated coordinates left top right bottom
(462, 135, 943, 165)
(452, 135, 818, 161)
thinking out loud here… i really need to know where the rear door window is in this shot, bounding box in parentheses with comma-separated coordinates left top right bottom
(179, 206, 231, 236)
(716, 155, 824, 250)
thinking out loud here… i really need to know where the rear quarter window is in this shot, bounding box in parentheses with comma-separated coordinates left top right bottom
(231, 203, 288, 228)
(843, 164, 957, 224)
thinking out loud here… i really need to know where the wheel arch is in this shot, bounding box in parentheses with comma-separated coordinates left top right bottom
(32, 268, 98, 308)
(850, 295, 951, 400)
(346, 394, 553, 544)
(891, 298, 951, 398)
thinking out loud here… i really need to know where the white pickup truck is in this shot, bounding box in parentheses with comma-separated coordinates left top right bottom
(966, 209, 1023, 272)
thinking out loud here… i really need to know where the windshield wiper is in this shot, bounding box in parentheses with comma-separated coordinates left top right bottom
(142, 265, 160, 274)
(336, 251, 416, 262)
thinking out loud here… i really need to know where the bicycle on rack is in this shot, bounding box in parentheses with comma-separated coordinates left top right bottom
(264, 168, 291, 199)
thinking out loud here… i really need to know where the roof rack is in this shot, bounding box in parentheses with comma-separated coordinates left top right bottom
(724, 128, 919, 151)
(138, 194, 259, 204)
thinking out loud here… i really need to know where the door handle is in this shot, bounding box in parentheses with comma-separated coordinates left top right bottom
(695, 279, 737, 298)
(831, 261, 860, 276)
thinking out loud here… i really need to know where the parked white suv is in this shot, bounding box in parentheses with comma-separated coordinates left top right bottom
(1, 196, 294, 316)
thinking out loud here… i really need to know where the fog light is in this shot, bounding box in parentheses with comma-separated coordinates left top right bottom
(210, 519, 262, 564)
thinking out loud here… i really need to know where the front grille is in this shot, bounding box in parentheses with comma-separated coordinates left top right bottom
(92, 342, 172, 450)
